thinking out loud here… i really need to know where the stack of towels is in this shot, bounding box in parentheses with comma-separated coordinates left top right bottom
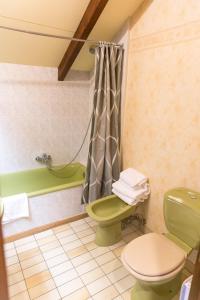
(112, 168, 150, 205)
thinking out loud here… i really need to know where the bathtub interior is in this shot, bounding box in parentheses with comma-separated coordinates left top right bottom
(0, 162, 85, 197)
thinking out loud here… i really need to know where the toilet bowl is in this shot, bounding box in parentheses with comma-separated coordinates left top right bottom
(121, 187, 200, 300)
(121, 233, 187, 300)
(86, 194, 136, 246)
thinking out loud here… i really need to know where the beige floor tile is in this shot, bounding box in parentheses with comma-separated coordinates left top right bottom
(121, 288, 132, 300)
(54, 268, 78, 287)
(76, 228, 94, 238)
(6, 255, 19, 267)
(95, 251, 116, 265)
(59, 233, 78, 246)
(42, 247, 64, 260)
(7, 263, 21, 276)
(23, 261, 48, 279)
(93, 285, 119, 300)
(62, 287, 90, 300)
(37, 235, 57, 247)
(49, 260, 73, 277)
(86, 275, 111, 296)
(63, 239, 82, 251)
(73, 223, 90, 233)
(28, 278, 56, 299)
(10, 290, 30, 300)
(76, 259, 98, 275)
(18, 248, 40, 261)
(90, 246, 109, 258)
(35, 288, 61, 300)
(9, 280, 27, 297)
(5, 248, 17, 258)
(8, 271, 24, 286)
(21, 254, 44, 270)
(109, 240, 125, 250)
(113, 296, 123, 300)
(80, 233, 95, 244)
(16, 241, 38, 254)
(35, 230, 54, 240)
(89, 223, 97, 231)
(26, 270, 52, 289)
(70, 219, 86, 228)
(66, 245, 87, 259)
(71, 252, 92, 267)
(113, 246, 125, 257)
(84, 217, 93, 223)
(53, 223, 70, 234)
(86, 219, 97, 227)
(85, 242, 98, 251)
(101, 258, 122, 274)
(55, 228, 74, 239)
(81, 267, 104, 285)
(5, 218, 145, 300)
(107, 266, 129, 283)
(4, 242, 15, 251)
(14, 236, 35, 248)
(114, 275, 135, 294)
(39, 240, 60, 253)
(46, 253, 68, 268)
(57, 277, 84, 297)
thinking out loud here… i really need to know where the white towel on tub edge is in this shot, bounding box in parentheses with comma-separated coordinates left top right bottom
(2, 193, 29, 224)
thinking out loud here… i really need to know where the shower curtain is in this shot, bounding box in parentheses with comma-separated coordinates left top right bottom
(82, 42, 124, 204)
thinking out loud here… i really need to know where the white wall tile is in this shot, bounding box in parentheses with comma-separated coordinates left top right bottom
(0, 64, 90, 173)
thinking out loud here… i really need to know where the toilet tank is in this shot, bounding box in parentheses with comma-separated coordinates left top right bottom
(164, 187, 200, 249)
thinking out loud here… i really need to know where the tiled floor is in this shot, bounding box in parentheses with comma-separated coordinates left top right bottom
(4, 217, 141, 300)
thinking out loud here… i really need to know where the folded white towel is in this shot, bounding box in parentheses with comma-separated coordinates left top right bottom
(112, 188, 143, 206)
(113, 179, 148, 199)
(120, 168, 147, 188)
(2, 193, 29, 224)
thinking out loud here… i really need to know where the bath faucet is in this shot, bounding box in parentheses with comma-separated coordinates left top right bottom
(35, 153, 52, 167)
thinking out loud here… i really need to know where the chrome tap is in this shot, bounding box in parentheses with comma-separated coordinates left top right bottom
(35, 153, 52, 167)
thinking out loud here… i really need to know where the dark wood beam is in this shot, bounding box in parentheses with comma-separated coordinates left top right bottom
(58, 0, 109, 81)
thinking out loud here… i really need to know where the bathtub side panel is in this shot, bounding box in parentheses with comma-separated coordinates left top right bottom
(3, 186, 84, 238)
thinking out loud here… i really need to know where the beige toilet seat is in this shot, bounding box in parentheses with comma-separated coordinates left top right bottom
(121, 233, 187, 282)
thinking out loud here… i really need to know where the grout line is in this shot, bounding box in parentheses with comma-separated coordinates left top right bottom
(13, 237, 32, 299)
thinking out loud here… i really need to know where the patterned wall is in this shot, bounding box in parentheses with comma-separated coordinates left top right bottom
(123, 0, 200, 232)
(0, 64, 91, 173)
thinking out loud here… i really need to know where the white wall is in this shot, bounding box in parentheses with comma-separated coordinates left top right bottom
(0, 64, 91, 173)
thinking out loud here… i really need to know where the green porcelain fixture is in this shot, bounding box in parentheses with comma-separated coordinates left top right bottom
(121, 187, 200, 300)
(86, 194, 136, 246)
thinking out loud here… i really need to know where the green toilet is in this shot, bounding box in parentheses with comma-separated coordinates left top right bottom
(121, 187, 200, 300)
(86, 194, 137, 246)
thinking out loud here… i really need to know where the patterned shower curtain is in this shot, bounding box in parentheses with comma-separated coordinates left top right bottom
(82, 42, 124, 204)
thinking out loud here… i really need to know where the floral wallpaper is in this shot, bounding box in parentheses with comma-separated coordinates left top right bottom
(123, 0, 200, 232)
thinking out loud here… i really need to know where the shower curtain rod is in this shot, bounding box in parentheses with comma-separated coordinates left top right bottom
(0, 25, 121, 46)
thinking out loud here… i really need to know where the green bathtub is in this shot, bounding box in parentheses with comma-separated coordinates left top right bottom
(0, 163, 85, 198)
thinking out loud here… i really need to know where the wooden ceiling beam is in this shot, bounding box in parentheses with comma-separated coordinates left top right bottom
(58, 0, 109, 81)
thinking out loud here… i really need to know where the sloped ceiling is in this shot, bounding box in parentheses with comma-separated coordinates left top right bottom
(0, 0, 143, 70)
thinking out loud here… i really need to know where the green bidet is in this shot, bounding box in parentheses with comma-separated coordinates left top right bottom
(86, 194, 136, 246)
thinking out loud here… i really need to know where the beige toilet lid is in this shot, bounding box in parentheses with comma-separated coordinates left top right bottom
(123, 233, 186, 277)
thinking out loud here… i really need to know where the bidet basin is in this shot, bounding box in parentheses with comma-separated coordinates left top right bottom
(86, 194, 136, 246)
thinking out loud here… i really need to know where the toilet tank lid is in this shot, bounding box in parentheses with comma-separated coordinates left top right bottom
(164, 187, 200, 213)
